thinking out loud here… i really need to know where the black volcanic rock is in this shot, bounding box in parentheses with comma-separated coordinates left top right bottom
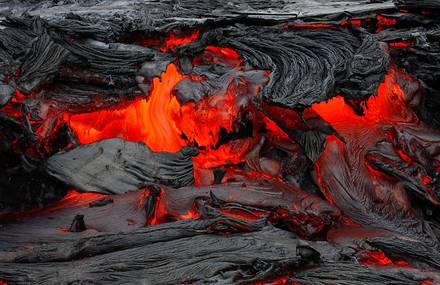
(46, 138, 198, 194)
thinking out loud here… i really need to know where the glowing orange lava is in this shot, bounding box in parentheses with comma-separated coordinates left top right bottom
(65, 63, 187, 152)
(389, 41, 413, 47)
(161, 30, 200, 52)
(66, 62, 247, 156)
(358, 250, 409, 267)
(66, 49, 254, 171)
(376, 15, 397, 32)
(312, 68, 408, 127)
(312, 66, 417, 208)
(340, 18, 364, 27)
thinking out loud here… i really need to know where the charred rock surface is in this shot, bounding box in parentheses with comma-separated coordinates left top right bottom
(176, 26, 389, 108)
(1, 0, 440, 284)
(291, 262, 440, 285)
(47, 138, 198, 193)
(0, 224, 342, 284)
(149, 178, 340, 238)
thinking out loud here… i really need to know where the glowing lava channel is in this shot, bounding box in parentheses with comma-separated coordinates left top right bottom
(65, 63, 186, 152)
(65, 46, 246, 160)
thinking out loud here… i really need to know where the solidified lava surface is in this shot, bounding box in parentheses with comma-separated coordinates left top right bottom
(1, 0, 440, 284)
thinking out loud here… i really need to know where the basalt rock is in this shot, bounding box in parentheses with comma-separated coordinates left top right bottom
(46, 138, 198, 194)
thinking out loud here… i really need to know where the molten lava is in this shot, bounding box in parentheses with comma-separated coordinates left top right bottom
(312, 68, 409, 126)
(292, 23, 333, 29)
(251, 276, 289, 285)
(140, 30, 200, 52)
(161, 30, 199, 52)
(65, 63, 245, 155)
(376, 15, 397, 32)
(389, 41, 413, 47)
(199, 46, 242, 67)
(358, 250, 409, 267)
(65, 44, 260, 168)
(65, 63, 186, 152)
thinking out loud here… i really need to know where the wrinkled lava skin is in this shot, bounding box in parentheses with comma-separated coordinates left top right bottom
(1, 0, 440, 285)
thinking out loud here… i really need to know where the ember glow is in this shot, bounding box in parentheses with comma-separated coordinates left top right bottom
(65, 63, 186, 152)
(312, 67, 409, 126)
(140, 30, 200, 52)
(161, 30, 200, 52)
(358, 250, 410, 266)
(65, 61, 245, 155)
(66, 45, 255, 166)
(376, 15, 397, 32)
(0, 190, 104, 222)
(2, 1, 440, 284)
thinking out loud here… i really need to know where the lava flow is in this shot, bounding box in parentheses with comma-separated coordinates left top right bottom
(65, 46, 257, 168)
(358, 250, 410, 267)
(65, 63, 186, 153)
(311, 67, 410, 126)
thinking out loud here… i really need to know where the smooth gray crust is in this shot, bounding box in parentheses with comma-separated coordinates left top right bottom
(46, 138, 197, 194)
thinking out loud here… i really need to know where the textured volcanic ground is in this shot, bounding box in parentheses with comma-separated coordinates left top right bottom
(1, 0, 440, 284)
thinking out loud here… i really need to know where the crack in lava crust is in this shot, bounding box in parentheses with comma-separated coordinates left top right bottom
(312, 64, 440, 247)
(64, 46, 263, 169)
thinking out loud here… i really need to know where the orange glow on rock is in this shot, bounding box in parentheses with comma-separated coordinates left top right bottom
(0, 189, 105, 221)
(67, 51, 255, 167)
(66, 63, 187, 152)
(139, 30, 199, 52)
(12, 89, 27, 103)
(312, 68, 408, 128)
(396, 148, 413, 162)
(350, 19, 363, 26)
(376, 15, 397, 26)
(293, 23, 333, 29)
(192, 45, 243, 67)
(389, 41, 413, 47)
(219, 208, 268, 221)
(161, 30, 199, 52)
(358, 250, 409, 267)
(175, 84, 238, 148)
(177, 209, 200, 220)
(261, 115, 290, 141)
(311, 135, 343, 208)
(205, 46, 241, 63)
(147, 194, 200, 225)
(194, 138, 256, 169)
(376, 15, 397, 32)
(312, 66, 422, 208)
